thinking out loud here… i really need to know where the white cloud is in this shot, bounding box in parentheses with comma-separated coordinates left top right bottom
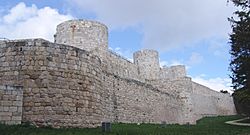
(0, 2, 73, 41)
(192, 75, 233, 93)
(69, 0, 235, 51)
(2, 3, 37, 24)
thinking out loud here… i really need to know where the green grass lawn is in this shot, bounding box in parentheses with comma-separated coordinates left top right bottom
(1, 116, 250, 135)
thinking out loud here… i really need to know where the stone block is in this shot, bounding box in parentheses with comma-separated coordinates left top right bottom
(0, 85, 6, 90)
(12, 116, 22, 121)
(38, 60, 44, 65)
(5, 120, 21, 125)
(14, 71, 19, 75)
(9, 107, 18, 112)
(3, 95, 13, 100)
(4, 90, 12, 95)
(0, 116, 11, 120)
(12, 112, 22, 116)
(16, 95, 23, 101)
(34, 103, 41, 106)
(3, 106, 9, 112)
(1, 101, 12, 106)
(13, 101, 22, 107)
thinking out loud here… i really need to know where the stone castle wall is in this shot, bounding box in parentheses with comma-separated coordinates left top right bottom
(0, 41, 24, 125)
(191, 82, 236, 120)
(148, 78, 195, 124)
(0, 39, 104, 127)
(100, 72, 189, 125)
(104, 50, 141, 81)
(0, 19, 236, 128)
(0, 39, 193, 127)
(0, 85, 23, 125)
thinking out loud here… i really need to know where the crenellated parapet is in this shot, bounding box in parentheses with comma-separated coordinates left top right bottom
(54, 20, 187, 81)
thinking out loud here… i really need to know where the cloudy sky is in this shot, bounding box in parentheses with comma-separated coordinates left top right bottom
(0, 0, 236, 92)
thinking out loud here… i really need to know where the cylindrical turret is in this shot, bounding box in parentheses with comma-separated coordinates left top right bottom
(54, 19, 108, 52)
(133, 49, 160, 80)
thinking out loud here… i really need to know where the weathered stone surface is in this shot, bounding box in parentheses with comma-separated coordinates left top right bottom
(0, 84, 23, 124)
(0, 19, 236, 128)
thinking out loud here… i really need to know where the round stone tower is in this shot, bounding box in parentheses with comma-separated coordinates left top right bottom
(54, 19, 108, 52)
(133, 49, 160, 80)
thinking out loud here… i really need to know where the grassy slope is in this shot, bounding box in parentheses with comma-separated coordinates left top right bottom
(1, 116, 250, 135)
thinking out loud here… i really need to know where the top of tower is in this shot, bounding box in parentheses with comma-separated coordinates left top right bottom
(56, 19, 108, 30)
(134, 49, 158, 54)
(54, 19, 109, 52)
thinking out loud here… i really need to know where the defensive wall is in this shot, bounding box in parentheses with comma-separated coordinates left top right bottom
(0, 19, 236, 128)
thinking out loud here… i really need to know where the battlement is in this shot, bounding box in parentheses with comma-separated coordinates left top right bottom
(54, 19, 186, 81)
